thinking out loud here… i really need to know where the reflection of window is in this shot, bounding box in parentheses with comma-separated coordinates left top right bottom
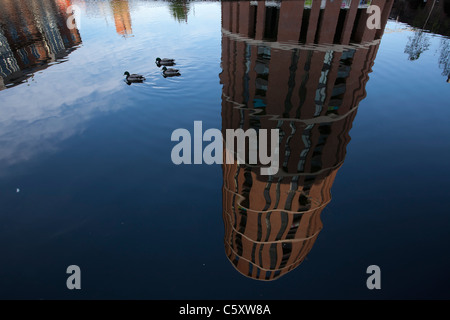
(342, 49, 355, 60)
(332, 84, 346, 96)
(334, 8, 348, 43)
(257, 46, 271, 59)
(254, 46, 270, 106)
(233, 255, 240, 266)
(31, 45, 40, 60)
(253, 98, 266, 108)
(280, 241, 292, 268)
(247, 262, 253, 277)
(287, 214, 302, 239)
(254, 62, 269, 75)
(337, 66, 351, 79)
(314, 51, 334, 116)
(297, 124, 314, 172)
(326, 49, 354, 115)
(323, 50, 333, 67)
(310, 124, 332, 172)
(282, 122, 296, 169)
(264, 6, 279, 41)
(299, 8, 310, 43)
(249, 3, 257, 38)
(235, 233, 243, 253)
(0, 32, 20, 78)
(269, 243, 277, 269)
(255, 78, 268, 90)
(18, 48, 29, 65)
(244, 44, 251, 104)
(315, 87, 326, 102)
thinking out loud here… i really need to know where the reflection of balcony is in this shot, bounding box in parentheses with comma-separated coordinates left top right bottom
(223, 0, 393, 45)
(220, 0, 394, 281)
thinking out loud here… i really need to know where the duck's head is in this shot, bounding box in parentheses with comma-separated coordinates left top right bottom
(124, 71, 130, 77)
(162, 66, 167, 71)
(156, 58, 161, 62)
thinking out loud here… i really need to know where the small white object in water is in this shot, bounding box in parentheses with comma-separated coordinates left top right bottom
(16, 188, 20, 193)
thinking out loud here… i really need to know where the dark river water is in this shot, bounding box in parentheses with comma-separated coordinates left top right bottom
(0, 0, 449, 300)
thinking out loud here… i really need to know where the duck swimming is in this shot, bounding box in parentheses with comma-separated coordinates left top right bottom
(162, 66, 180, 77)
(156, 57, 175, 66)
(124, 71, 146, 83)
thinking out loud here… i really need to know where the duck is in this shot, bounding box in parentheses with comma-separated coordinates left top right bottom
(123, 71, 146, 83)
(156, 57, 175, 66)
(162, 66, 180, 77)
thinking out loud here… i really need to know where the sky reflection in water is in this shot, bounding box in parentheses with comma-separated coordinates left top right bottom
(0, 0, 449, 299)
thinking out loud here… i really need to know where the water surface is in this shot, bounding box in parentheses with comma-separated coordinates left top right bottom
(0, 0, 449, 299)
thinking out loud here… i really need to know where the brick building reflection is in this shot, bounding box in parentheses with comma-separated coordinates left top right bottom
(220, 0, 393, 281)
(110, 0, 133, 37)
(0, 0, 81, 90)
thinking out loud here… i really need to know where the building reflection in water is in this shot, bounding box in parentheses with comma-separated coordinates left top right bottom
(0, 0, 82, 90)
(71, 0, 134, 37)
(220, 0, 393, 281)
(110, 0, 133, 37)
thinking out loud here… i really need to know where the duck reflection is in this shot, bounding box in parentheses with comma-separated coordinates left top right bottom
(220, 0, 394, 281)
(0, 0, 82, 90)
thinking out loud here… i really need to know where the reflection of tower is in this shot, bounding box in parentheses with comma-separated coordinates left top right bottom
(220, 0, 393, 281)
(110, 0, 133, 37)
(0, 0, 82, 90)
